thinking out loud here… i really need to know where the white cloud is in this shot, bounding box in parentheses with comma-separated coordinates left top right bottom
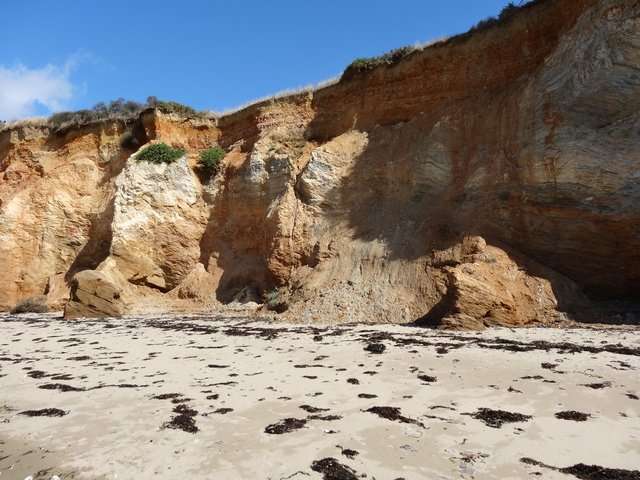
(0, 57, 79, 120)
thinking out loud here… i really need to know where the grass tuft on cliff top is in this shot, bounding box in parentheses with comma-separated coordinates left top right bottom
(344, 46, 417, 76)
(135, 143, 185, 164)
(342, 0, 539, 80)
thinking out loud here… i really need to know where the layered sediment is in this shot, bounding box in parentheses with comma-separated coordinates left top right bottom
(1, 0, 638, 328)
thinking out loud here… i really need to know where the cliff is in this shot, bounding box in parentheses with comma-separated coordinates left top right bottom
(1, 0, 638, 328)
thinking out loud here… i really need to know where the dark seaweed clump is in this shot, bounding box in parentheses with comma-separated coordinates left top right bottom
(337, 446, 359, 459)
(365, 406, 424, 427)
(311, 457, 359, 480)
(364, 343, 386, 354)
(308, 414, 343, 421)
(300, 405, 329, 413)
(162, 404, 198, 433)
(468, 408, 532, 428)
(152, 393, 183, 400)
(213, 408, 233, 414)
(265, 417, 307, 434)
(555, 411, 590, 422)
(521, 457, 640, 480)
(581, 382, 611, 389)
(418, 374, 437, 383)
(19, 408, 67, 417)
(38, 383, 84, 392)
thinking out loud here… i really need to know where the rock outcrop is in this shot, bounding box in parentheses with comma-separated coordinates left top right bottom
(1, 0, 638, 328)
(109, 152, 207, 290)
(65, 258, 136, 318)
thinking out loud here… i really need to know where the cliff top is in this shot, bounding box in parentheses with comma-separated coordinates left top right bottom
(0, 0, 550, 135)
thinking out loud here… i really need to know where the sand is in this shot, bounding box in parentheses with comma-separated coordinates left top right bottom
(0, 313, 638, 480)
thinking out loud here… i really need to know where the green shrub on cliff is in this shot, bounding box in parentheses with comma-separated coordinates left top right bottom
(48, 98, 147, 131)
(198, 146, 226, 176)
(135, 143, 185, 164)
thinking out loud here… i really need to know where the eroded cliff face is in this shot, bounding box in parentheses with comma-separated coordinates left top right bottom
(1, 0, 638, 328)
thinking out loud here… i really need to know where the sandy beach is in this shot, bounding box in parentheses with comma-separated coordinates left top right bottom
(0, 313, 638, 480)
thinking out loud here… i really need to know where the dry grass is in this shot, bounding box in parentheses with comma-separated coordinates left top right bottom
(0, 116, 48, 132)
(215, 76, 340, 117)
(10, 297, 49, 314)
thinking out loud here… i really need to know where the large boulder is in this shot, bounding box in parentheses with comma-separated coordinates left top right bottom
(64, 258, 134, 318)
(433, 238, 576, 330)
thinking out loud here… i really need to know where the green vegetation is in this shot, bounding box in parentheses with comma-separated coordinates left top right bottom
(265, 289, 288, 313)
(344, 46, 417, 76)
(45, 96, 211, 132)
(155, 101, 198, 117)
(266, 289, 280, 307)
(198, 146, 226, 176)
(135, 143, 185, 164)
(48, 98, 147, 130)
(10, 297, 49, 314)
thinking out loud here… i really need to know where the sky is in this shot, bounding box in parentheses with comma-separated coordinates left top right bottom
(0, 0, 523, 120)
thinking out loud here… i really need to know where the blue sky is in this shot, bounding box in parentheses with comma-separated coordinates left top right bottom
(1, 0, 521, 120)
